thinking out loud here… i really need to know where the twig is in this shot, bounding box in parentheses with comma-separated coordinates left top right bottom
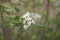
(37, 0, 50, 40)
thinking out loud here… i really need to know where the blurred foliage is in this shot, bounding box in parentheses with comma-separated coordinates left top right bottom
(0, 0, 60, 40)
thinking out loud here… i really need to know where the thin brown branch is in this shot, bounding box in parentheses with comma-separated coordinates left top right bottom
(38, 0, 48, 13)
(37, 0, 50, 40)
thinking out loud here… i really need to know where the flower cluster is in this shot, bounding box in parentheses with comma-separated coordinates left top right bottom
(22, 12, 41, 30)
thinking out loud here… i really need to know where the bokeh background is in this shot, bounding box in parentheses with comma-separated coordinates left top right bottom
(0, 0, 60, 40)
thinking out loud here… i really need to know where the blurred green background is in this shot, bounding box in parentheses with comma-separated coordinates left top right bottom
(0, 0, 60, 40)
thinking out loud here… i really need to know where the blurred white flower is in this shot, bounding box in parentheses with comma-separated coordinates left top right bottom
(28, 21, 32, 26)
(23, 12, 30, 18)
(35, 14, 41, 18)
(23, 25, 28, 30)
(31, 13, 41, 20)
(31, 20, 35, 24)
(22, 12, 41, 30)
(23, 20, 26, 24)
(34, 14, 41, 20)
(26, 17, 32, 21)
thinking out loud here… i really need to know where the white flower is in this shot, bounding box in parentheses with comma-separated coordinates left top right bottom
(28, 21, 32, 26)
(23, 25, 28, 30)
(31, 13, 35, 16)
(22, 12, 41, 30)
(23, 12, 30, 18)
(35, 14, 41, 18)
(23, 20, 26, 24)
(25, 17, 32, 21)
(31, 20, 35, 24)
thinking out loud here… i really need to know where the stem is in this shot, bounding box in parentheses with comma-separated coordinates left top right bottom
(44, 0, 49, 24)
(31, 0, 35, 12)
(3, 28, 11, 40)
(38, 0, 50, 40)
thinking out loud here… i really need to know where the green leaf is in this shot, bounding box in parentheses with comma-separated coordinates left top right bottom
(2, 21, 10, 28)
(14, 22, 23, 26)
(14, 7, 20, 13)
(32, 23, 44, 28)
